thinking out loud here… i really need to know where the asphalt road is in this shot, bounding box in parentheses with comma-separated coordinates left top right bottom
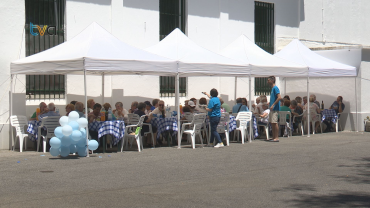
(1, 132, 370, 208)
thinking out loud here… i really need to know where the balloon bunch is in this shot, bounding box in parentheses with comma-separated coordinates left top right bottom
(49, 111, 99, 157)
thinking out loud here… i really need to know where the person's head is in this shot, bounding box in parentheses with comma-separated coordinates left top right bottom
(284, 95, 290, 100)
(284, 100, 290, 107)
(48, 103, 56, 111)
(70, 101, 77, 105)
(262, 102, 269, 110)
(184, 100, 189, 107)
(219, 98, 224, 105)
(290, 100, 297, 108)
(137, 102, 146, 112)
(242, 98, 247, 106)
(199, 97, 207, 105)
(236, 98, 242, 104)
(158, 100, 165, 111)
(267, 76, 276, 86)
(190, 98, 197, 105)
(182, 106, 191, 113)
(210, 88, 218, 97)
(311, 94, 317, 101)
(295, 96, 302, 104)
(75, 102, 84, 112)
(261, 97, 267, 103)
(103, 103, 111, 111)
(65, 104, 75, 113)
(337, 96, 343, 102)
(39, 102, 47, 111)
(87, 99, 95, 109)
(131, 101, 138, 110)
(256, 97, 261, 104)
(92, 103, 102, 116)
(309, 96, 315, 103)
(152, 99, 160, 108)
(115, 102, 123, 111)
(303, 96, 307, 104)
(188, 100, 196, 109)
(144, 101, 152, 110)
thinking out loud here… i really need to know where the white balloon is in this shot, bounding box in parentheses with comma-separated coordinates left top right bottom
(77, 118, 88, 128)
(68, 111, 79, 122)
(59, 116, 69, 127)
(62, 125, 73, 136)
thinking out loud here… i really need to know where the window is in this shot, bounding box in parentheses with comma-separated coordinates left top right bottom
(159, 0, 186, 97)
(254, 1, 274, 95)
(25, 0, 66, 99)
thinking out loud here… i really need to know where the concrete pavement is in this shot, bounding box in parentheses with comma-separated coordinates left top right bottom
(1, 132, 370, 207)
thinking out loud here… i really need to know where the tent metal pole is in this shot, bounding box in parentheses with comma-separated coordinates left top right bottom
(10, 74, 14, 150)
(307, 76, 310, 137)
(249, 74, 252, 143)
(84, 68, 89, 157)
(102, 73, 104, 104)
(176, 66, 181, 148)
(234, 77, 237, 102)
(355, 76, 358, 132)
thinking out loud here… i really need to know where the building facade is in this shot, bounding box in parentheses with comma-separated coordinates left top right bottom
(0, 0, 368, 149)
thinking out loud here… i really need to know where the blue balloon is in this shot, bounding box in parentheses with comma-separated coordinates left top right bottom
(80, 128, 86, 138)
(77, 138, 87, 148)
(49, 147, 60, 156)
(77, 146, 87, 157)
(70, 138, 79, 144)
(69, 144, 77, 154)
(60, 146, 70, 157)
(88, 140, 99, 151)
(50, 137, 61, 148)
(61, 136, 71, 147)
(54, 127, 64, 138)
(71, 130, 82, 141)
(68, 121, 79, 131)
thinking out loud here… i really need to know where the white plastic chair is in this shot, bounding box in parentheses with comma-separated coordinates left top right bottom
(121, 115, 145, 152)
(10, 115, 29, 152)
(180, 113, 207, 149)
(336, 113, 342, 132)
(234, 112, 252, 144)
(37, 116, 60, 153)
(278, 111, 292, 137)
(256, 115, 269, 140)
(292, 112, 304, 136)
(217, 113, 230, 146)
(303, 111, 323, 134)
(130, 113, 155, 147)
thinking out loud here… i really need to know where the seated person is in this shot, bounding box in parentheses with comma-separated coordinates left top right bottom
(323, 96, 345, 132)
(87, 99, 95, 113)
(191, 97, 202, 112)
(290, 100, 303, 131)
(150, 100, 166, 118)
(144, 101, 152, 115)
(252, 97, 260, 114)
(219, 98, 226, 113)
(70, 100, 77, 105)
(74, 102, 85, 118)
(295, 96, 303, 108)
(128, 101, 138, 113)
(188, 100, 198, 113)
(221, 100, 230, 113)
(303, 96, 308, 106)
(88, 103, 102, 141)
(151, 99, 159, 111)
(30, 102, 47, 120)
(257, 96, 267, 115)
(113, 102, 128, 123)
(311, 94, 320, 108)
(280, 100, 291, 120)
(198, 97, 208, 113)
(134, 102, 156, 147)
(181, 106, 192, 121)
(258, 103, 270, 125)
(38, 103, 60, 120)
(241, 98, 248, 107)
(303, 97, 321, 133)
(184, 100, 190, 107)
(103, 103, 111, 112)
(232, 98, 249, 113)
(65, 104, 75, 116)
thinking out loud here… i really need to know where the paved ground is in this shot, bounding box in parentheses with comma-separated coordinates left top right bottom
(1, 132, 370, 208)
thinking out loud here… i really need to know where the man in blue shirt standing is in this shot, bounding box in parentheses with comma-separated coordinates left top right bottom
(267, 76, 281, 142)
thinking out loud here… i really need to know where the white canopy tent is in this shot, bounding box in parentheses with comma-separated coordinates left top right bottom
(274, 39, 358, 135)
(146, 28, 249, 148)
(219, 35, 308, 140)
(10, 22, 177, 155)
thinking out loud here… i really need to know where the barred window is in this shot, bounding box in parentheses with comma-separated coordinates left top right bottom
(254, 1, 274, 95)
(25, 0, 65, 99)
(159, 0, 186, 97)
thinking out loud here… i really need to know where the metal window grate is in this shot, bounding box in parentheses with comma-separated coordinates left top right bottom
(159, 0, 186, 97)
(254, 1, 274, 96)
(25, 0, 65, 99)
